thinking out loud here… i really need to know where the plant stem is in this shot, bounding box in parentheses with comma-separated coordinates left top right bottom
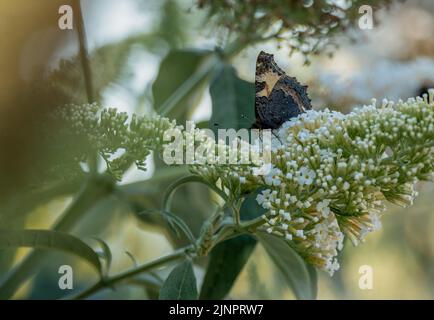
(232, 200, 242, 226)
(158, 35, 252, 117)
(159, 54, 218, 117)
(0, 174, 114, 299)
(71, 245, 194, 300)
(163, 175, 230, 213)
(72, 0, 94, 104)
(240, 215, 267, 232)
(71, 0, 101, 174)
(119, 166, 188, 196)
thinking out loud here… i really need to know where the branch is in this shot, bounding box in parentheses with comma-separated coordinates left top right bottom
(70, 245, 194, 300)
(72, 0, 94, 103)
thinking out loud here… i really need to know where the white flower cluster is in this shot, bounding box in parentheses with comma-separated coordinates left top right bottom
(52, 103, 179, 180)
(52, 94, 434, 275)
(193, 91, 434, 275)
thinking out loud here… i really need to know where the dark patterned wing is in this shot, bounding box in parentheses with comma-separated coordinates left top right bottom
(253, 51, 312, 129)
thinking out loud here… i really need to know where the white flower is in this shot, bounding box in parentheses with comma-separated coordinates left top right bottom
(295, 230, 305, 239)
(252, 163, 272, 176)
(316, 199, 331, 217)
(256, 190, 271, 206)
(283, 212, 291, 221)
(264, 167, 282, 186)
(298, 129, 311, 141)
(369, 213, 382, 231)
(297, 167, 316, 185)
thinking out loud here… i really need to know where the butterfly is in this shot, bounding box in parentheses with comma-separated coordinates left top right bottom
(252, 51, 312, 129)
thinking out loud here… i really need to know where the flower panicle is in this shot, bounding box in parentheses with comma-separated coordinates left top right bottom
(52, 93, 433, 275)
(197, 94, 434, 275)
(52, 103, 179, 180)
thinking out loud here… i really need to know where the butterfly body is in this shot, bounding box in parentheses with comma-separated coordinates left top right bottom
(253, 51, 312, 129)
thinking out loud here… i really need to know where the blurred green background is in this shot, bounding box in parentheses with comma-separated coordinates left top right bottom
(0, 0, 433, 299)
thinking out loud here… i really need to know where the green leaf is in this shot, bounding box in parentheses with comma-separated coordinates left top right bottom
(163, 175, 229, 212)
(306, 264, 318, 299)
(199, 190, 266, 299)
(131, 274, 163, 300)
(93, 238, 112, 276)
(257, 232, 317, 300)
(123, 170, 212, 248)
(0, 178, 113, 300)
(240, 188, 268, 221)
(0, 229, 102, 275)
(209, 64, 255, 132)
(125, 251, 138, 268)
(152, 49, 213, 119)
(159, 260, 198, 300)
(137, 209, 196, 245)
(199, 235, 256, 300)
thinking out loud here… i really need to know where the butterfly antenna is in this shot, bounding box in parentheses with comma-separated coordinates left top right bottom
(212, 113, 255, 129)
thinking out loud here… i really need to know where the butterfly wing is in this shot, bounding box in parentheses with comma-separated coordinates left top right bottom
(253, 51, 312, 129)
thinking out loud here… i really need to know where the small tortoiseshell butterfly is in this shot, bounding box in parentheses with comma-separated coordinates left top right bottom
(252, 51, 312, 129)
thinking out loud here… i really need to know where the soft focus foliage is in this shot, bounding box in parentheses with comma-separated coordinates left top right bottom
(2, 0, 434, 301)
(198, 0, 392, 57)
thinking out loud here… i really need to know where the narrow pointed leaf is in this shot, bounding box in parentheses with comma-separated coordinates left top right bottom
(0, 229, 102, 275)
(159, 260, 197, 300)
(199, 234, 256, 299)
(257, 232, 317, 300)
(153, 49, 212, 119)
(93, 238, 112, 276)
(199, 190, 266, 299)
(209, 64, 255, 132)
(137, 209, 196, 245)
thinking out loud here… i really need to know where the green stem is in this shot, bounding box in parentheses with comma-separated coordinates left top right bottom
(0, 174, 114, 299)
(212, 214, 267, 246)
(163, 175, 229, 212)
(157, 35, 252, 117)
(119, 166, 188, 196)
(71, 245, 193, 300)
(240, 215, 267, 232)
(127, 276, 162, 292)
(232, 199, 242, 226)
(158, 54, 219, 117)
(72, 0, 94, 104)
(72, 0, 100, 174)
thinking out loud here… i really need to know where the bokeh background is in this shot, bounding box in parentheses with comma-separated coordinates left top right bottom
(0, 0, 433, 299)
